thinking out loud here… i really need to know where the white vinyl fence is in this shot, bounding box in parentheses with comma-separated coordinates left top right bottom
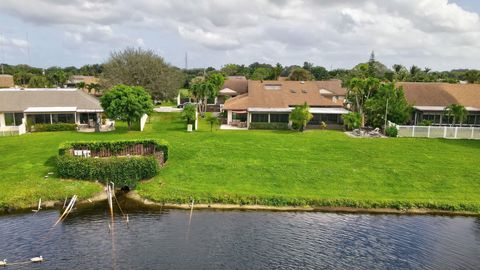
(397, 125, 480, 139)
(140, 114, 148, 131)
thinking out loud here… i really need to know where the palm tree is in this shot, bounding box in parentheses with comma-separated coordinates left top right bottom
(444, 104, 468, 125)
(347, 77, 380, 127)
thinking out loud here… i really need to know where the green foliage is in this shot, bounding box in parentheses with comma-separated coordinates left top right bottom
(464, 70, 479, 83)
(58, 139, 169, 161)
(444, 104, 468, 125)
(320, 121, 327, 130)
(101, 47, 185, 100)
(205, 112, 219, 131)
(420, 120, 432, 126)
(342, 112, 361, 130)
(346, 77, 381, 127)
(56, 155, 158, 188)
(100, 84, 154, 129)
(385, 126, 398, 137)
(249, 122, 289, 130)
(28, 75, 50, 88)
(310, 66, 330, 80)
(182, 103, 197, 126)
(250, 67, 272, 80)
(365, 83, 412, 128)
(289, 102, 313, 131)
(288, 68, 313, 81)
(33, 123, 77, 132)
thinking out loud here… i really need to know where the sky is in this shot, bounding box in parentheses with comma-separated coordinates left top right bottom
(0, 0, 479, 71)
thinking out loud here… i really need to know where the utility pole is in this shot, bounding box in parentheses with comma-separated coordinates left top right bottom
(384, 97, 389, 134)
(184, 51, 188, 70)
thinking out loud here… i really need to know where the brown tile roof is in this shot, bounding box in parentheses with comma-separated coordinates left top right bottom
(69, 75, 99, 85)
(222, 76, 248, 95)
(0, 75, 14, 88)
(398, 82, 480, 108)
(223, 80, 346, 110)
(0, 88, 103, 112)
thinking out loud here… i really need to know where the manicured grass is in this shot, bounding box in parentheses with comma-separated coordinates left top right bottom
(1, 112, 480, 212)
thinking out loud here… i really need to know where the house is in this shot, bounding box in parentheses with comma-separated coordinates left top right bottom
(0, 75, 14, 88)
(66, 75, 100, 95)
(399, 82, 480, 126)
(222, 80, 349, 129)
(0, 88, 105, 134)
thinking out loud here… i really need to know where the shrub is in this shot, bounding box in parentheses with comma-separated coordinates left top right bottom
(33, 123, 77, 132)
(56, 155, 158, 188)
(342, 112, 361, 130)
(385, 126, 398, 137)
(320, 121, 327, 130)
(420, 120, 432, 126)
(249, 122, 289, 130)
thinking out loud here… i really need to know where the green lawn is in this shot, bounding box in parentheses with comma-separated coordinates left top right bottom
(1, 112, 480, 212)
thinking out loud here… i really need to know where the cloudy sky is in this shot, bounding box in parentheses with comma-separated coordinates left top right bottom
(0, 0, 479, 70)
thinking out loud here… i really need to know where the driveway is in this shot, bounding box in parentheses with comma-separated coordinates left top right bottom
(154, 107, 183, 113)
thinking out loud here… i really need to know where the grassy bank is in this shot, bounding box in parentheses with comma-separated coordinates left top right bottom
(1, 112, 480, 213)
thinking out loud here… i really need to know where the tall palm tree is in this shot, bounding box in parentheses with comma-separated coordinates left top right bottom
(444, 104, 468, 125)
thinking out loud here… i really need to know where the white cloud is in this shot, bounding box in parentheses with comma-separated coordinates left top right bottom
(0, 0, 479, 69)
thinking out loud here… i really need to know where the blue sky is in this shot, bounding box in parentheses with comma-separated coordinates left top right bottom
(0, 0, 479, 71)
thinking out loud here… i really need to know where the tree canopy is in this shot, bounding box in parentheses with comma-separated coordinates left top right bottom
(101, 47, 185, 100)
(290, 102, 313, 132)
(444, 104, 468, 125)
(288, 68, 313, 81)
(100, 84, 154, 130)
(365, 83, 412, 128)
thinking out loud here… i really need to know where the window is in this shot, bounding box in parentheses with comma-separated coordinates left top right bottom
(442, 115, 453, 125)
(309, 114, 339, 125)
(232, 112, 247, 122)
(4, 113, 24, 126)
(52, 114, 75, 123)
(251, 113, 268, 122)
(270, 114, 289, 123)
(422, 114, 441, 124)
(264, 84, 282, 90)
(80, 113, 97, 124)
(32, 114, 51, 124)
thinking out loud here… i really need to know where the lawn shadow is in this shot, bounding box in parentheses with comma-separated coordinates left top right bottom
(435, 138, 480, 150)
(44, 155, 58, 172)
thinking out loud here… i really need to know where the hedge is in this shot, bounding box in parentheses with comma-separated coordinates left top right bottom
(58, 139, 169, 161)
(249, 122, 289, 130)
(56, 155, 158, 188)
(33, 123, 77, 132)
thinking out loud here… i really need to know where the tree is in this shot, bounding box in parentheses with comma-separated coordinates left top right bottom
(205, 112, 219, 131)
(342, 112, 361, 130)
(220, 64, 246, 76)
(464, 70, 479, 83)
(250, 67, 271, 80)
(189, 73, 224, 115)
(47, 69, 68, 87)
(288, 68, 313, 81)
(365, 83, 412, 128)
(182, 103, 197, 126)
(346, 77, 380, 127)
(100, 84, 154, 130)
(76, 81, 86, 89)
(444, 104, 468, 125)
(289, 102, 313, 132)
(102, 47, 186, 101)
(311, 66, 329, 80)
(367, 51, 376, 78)
(28, 75, 49, 88)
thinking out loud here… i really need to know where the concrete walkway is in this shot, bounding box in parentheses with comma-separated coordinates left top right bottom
(220, 124, 248, 130)
(154, 107, 182, 113)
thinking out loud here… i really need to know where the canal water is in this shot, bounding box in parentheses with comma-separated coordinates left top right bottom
(0, 199, 479, 270)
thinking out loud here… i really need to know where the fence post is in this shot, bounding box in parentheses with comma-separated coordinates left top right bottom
(427, 126, 431, 138)
(443, 127, 447, 138)
(454, 127, 458, 138)
(472, 127, 475, 139)
(412, 126, 415, 137)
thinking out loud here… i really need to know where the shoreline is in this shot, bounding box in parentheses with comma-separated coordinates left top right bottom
(2, 191, 479, 217)
(126, 192, 480, 217)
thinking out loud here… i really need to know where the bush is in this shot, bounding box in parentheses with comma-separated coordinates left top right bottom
(342, 112, 361, 130)
(420, 120, 432, 126)
(385, 126, 398, 137)
(249, 122, 289, 130)
(33, 123, 77, 132)
(56, 155, 158, 188)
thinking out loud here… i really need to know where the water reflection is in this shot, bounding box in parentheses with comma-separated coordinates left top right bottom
(0, 200, 479, 270)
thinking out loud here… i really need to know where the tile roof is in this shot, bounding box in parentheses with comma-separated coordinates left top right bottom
(222, 76, 248, 95)
(398, 82, 480, 109)
(0, 88, 103, 112)
(223, 80, 346, 110)
(0, 75, 14, 88)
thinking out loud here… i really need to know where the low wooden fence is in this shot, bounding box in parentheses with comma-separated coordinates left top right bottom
(397, 125, 480, 139)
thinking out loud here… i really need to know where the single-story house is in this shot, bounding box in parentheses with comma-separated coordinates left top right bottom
(0, 75, 14, 88)
(0, 88, 104, 133)
(399, 82, 480, 126)
(222, 80, 349, 129)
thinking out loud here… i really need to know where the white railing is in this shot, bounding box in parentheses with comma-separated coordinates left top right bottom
(0, 126, 20, 136)
(397, 125, 480, 139)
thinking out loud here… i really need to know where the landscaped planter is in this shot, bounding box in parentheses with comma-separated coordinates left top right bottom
(56, 139, 168, 188)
